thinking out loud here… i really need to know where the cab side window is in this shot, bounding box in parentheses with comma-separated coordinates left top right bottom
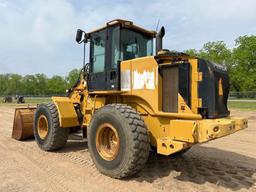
(91, 30, 106, 73)
(121, 29, 153, 61)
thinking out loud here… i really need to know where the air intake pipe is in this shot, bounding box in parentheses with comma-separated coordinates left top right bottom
(155, 26, 165, 55)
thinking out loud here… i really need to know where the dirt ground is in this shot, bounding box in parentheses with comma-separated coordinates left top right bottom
(0, 106, 255, 192)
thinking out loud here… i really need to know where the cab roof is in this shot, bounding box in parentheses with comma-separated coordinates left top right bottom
(87, 19, 157, 37)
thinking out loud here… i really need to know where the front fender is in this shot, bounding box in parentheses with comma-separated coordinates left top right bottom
(52, 97, 79, 128)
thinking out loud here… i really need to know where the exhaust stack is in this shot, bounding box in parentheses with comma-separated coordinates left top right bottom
(156, 26, 165, 55)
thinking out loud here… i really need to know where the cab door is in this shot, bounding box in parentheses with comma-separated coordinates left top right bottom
(106, 26, 121, 90)
(88, 29, 107, 91)
(88, 27, 121, 91)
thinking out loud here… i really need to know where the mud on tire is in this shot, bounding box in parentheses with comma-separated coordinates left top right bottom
(88, 104, 150, 179)
(33, 103, 70, 151)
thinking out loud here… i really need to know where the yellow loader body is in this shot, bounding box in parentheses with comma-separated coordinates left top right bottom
(11, 19, 249, 179)
(12, 56, 248, 156)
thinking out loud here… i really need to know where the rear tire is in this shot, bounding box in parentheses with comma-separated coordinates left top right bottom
(33, 103, 70, 151)
(88, 104, 150, 178)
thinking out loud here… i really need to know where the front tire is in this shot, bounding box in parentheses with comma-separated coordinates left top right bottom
(88, 104, 150, 178)
(33, 103, 70, 151)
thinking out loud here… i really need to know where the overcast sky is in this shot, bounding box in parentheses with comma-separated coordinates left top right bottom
(0, 0, 256, 76)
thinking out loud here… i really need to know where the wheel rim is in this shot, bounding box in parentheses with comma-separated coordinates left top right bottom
(96, 123, 120, 161)
(37, 115, 48, 139)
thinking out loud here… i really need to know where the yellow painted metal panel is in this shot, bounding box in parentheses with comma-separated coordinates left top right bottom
(196, 119, 237, 143)
(224, 116, 248, 131)
(52, 97, 79, 128)
(155, 115, 248, 155)
(121, 56, 159, 112)
(153, 112, 201, 120)
(190, 59, 202, 113)
(169, 120, 196, 143)
(157, 137, 191, 155)
(178, 94, 194, 114)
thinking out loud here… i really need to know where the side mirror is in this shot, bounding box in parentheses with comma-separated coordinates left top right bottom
(76, 29, 83, 43)
(76, 29, 88, 44)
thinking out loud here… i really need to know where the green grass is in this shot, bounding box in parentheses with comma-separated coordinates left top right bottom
(1, 97, 255, 110)
(228, 101, 256, 110)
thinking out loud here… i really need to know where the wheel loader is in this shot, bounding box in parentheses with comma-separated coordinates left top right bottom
(12, 19, 248, 178)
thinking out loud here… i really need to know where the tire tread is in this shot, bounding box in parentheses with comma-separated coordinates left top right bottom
(92, 104, 150, 178)
(34, 102, 69, 151)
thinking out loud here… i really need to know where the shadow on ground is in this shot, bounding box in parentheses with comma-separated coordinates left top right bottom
(133, 146, 256, 191)
(25, 132, 256, 191)
(58, 133, 87, 153)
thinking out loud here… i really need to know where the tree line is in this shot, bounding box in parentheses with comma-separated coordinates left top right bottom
(0, 69, 80, 96)
(0, 35, 255, 96)
(185, 35, 256, 92)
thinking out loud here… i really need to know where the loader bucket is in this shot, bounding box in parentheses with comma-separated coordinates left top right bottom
(12, 107, 37, 140)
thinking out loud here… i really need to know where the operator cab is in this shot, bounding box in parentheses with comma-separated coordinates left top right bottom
(76, 19, 156, 91)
